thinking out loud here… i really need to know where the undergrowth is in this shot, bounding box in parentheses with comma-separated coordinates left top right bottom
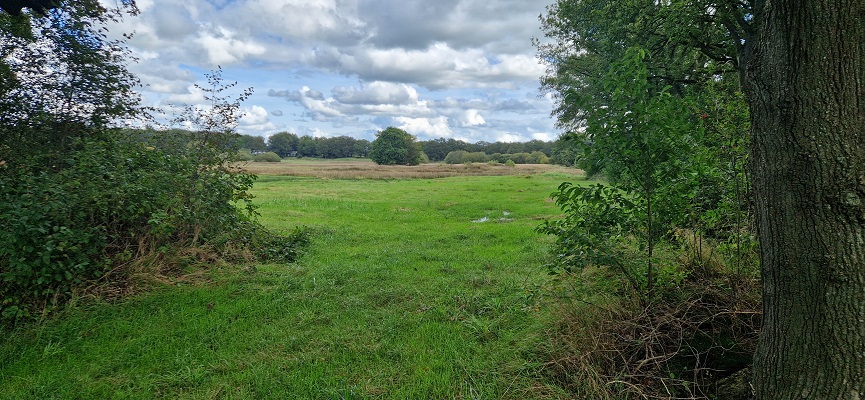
(537, 234, 761, 399)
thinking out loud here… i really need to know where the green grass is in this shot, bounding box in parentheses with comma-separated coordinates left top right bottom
(0, 170, 588, 399)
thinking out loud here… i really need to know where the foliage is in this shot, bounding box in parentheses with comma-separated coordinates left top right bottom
(0, 0, 142, 163)
(236, 148, 255, 161)
(266, 131, 299, 157)
(253, 151, 282, 163)
(369, 127, 421, 165)
(235, 134, 266, 152)
(444, 150, 551, 165)
(420, 138, 554, 162)
(0, 9, 307, 320)
(268, 133, 369, 159)
(535, 0, 758, 395)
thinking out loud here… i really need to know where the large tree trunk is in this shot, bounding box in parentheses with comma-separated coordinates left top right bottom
(744, 0, 865, 398)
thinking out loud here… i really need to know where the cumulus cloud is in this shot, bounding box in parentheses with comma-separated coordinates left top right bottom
(394, 116, 452, 139)
(457, 110, 486, 127)
(106, 0, 558, 141)
(196, 26, 267, 65)
(314, 43, 545, 90)
(151, 4, 198, 39)
(332, 81, 418, 105)
(269, 82, 435, 123)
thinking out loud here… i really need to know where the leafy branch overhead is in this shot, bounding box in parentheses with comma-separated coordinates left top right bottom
(0, 0, 61, 16)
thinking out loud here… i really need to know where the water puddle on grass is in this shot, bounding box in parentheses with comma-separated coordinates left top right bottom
(471, 211, 514, 223)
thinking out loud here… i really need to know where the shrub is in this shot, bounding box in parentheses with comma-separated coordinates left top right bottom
(237, 149, 255, 161)
(0, 70, 309, 322)
(253, 152, 282, 162)
(505, 159, 516, 167)
(444, 150, 468, 164)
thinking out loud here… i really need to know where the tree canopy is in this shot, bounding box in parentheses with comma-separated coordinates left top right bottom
(369, 127, 422, 166)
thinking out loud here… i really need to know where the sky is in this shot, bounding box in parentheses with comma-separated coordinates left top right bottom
(107, 0, 560, 143)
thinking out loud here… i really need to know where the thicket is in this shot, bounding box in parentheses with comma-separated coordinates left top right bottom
(265, 132, 370, 159)
(0, 4, 306, 322)
(535, 0, 759, 397)
(253, 151, 282, 162)
(443, 150, 550, 165)
(420, 137, 554, 162)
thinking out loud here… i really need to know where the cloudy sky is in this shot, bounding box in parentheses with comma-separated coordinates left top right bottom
(111, 0, 559, 143)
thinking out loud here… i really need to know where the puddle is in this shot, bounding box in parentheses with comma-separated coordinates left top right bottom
(471, 211, 513, 223)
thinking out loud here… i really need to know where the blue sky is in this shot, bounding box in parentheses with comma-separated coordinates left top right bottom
(111, 0, 558, 143)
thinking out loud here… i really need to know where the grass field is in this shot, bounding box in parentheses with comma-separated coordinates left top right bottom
(0, 162, 588, 399)
(240, 157, 574, 179)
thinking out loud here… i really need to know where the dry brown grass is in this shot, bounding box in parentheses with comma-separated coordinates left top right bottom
(543, 273, 761, 399)
(239, 159, 579, 179)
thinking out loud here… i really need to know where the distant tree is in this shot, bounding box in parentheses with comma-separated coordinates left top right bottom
(329, 135, 356, 158)
(550, 135, 579, 167)
(369, 127, 421, 165)
(297, 135, 317, 157)
(236, 134, 266, 152)
(420, 138, 468, 161)
(352, 139, 370, 157)
(267, 131, 298, 157)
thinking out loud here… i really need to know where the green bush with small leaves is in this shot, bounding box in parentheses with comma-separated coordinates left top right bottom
(253, 151, 282, 162)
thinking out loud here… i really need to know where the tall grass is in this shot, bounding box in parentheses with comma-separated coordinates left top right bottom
(0, 167, 588, 399)
(240, 158, 573, 179)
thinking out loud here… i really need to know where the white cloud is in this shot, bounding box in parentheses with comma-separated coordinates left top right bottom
(333, 81, 418, 105)
(457, 110, 486, 127)
(394, 116, 452, 139)
(240, 105, 270, 125)
(165, 85, 208, 105)
(531, 131, 556, 141)
(107, 0, 559, 142)
(196, 26, 267, 65)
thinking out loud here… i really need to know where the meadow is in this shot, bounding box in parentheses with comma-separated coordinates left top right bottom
(0, 160, 588, 399)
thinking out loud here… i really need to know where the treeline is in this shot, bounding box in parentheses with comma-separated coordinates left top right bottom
(235, 131, 564, 162)
(442, 150, 550, 164)
(419, 138, 554, 162)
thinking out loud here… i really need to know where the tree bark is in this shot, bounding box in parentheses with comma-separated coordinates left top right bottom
(744, 0, 865, 398)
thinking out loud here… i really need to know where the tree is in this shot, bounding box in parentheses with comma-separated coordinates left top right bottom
(236, 134, 266, 152)
(369, 127, 421, 165)
(539, 0, 864, 396)
(352, 139, 370, 158)
(0, 0, 61, 17)
(297, 135, 317, 157)
(267, 131, 299, 157)
(743, 0, 865, 396)
(0, 0, 142, 162)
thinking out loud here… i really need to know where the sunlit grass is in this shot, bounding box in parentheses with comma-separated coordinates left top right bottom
(0, 165, 590, 399)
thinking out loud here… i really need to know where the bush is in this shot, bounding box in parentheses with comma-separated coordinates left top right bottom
(444, 150, 468, 164)
(236, 149, 255, 161)
(444, 150, 489, 164)
(253, 151, 282, 162)
(505, 159, 516, 167)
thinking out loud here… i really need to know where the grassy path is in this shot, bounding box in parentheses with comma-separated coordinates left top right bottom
(0, 171, 581, 399)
